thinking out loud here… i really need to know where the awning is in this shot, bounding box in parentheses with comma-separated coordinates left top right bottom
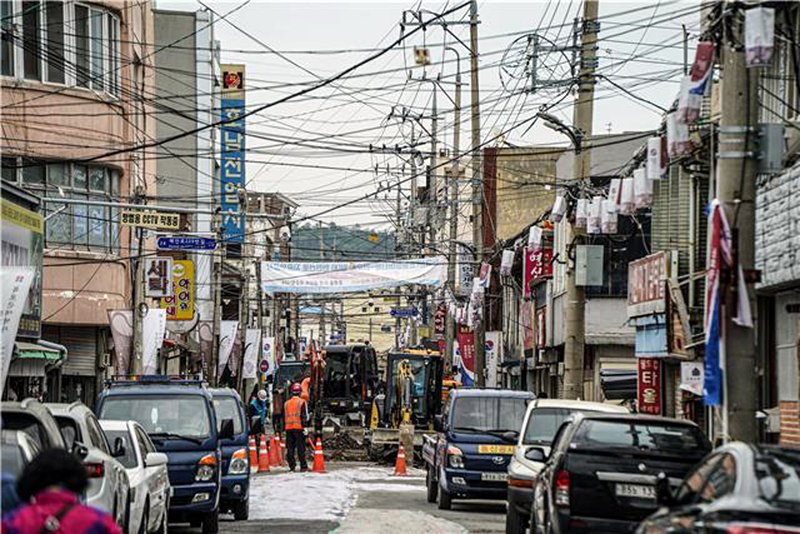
(14, 341, 64, 362)
(600, 369, 636, 400)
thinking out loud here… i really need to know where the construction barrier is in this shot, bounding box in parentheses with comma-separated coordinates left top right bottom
(249, 436, 258, 475)
(393, 443, 408, 476)
(312, 437, 326, 473)
(258, 435, 270, 473)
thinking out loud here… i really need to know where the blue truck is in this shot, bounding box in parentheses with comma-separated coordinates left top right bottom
(209, 388, 251, 521)
(96, 377, 234, 534)
(422, 388, 534, 510)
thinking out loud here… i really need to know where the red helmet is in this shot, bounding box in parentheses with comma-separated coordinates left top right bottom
(290, 383, 302, 395)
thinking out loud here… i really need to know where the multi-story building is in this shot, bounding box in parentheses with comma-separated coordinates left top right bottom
(1, 0, 155, 402)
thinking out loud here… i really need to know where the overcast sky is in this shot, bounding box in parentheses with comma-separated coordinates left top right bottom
(158, 1, 701, 227)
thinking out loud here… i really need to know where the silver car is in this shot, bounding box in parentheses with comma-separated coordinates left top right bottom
(1, 430, 41, 478)
(46, 402, 130, 529)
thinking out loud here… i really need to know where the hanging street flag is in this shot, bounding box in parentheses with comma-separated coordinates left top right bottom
(242, 328, 261, 379)
(218, 320, 239, 376)
(456, 326, 475, 386)
(261, 336, 276, 377)
(142, 309, 167, 375)
(745, 7, 775, 67)
(703, 199, 754, 406)
(0, 268, 36, 392)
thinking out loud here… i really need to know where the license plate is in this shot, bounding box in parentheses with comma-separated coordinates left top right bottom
(478, 445, 515, 454)
(481, 472, 509, 482)
(615, 483, 656, 499)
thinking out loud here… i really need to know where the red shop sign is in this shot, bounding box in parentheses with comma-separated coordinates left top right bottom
(637, 358, 662, 415)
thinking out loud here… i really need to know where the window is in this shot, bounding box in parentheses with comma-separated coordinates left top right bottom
(213, 397, 244, 435)
(1, 1, 14, 76)
(106, 13, 119, 96)
(524, 408, 576, 445)
(135, 427, 155, 455)
(89, 8, 102, 90)
(576, 420, 708, 453)
(675, 454, 720, 504)
(21, 1, 40, 80)
(74, 4, 88, 87)
(55, 416, 81, 450)
(44, 1, 63, 83)
(451, 396, 529, 433)
(99, 396, 213, 440)
(698, 453, 737, 502)
(103, 430, 136, 468)
(4, 157, 121, 252)
(86, 414, 110, 455)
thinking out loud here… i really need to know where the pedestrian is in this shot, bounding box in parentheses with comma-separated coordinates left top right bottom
(249, 389, 270, 433)
(272, 387, 285, 435)
(2, 448, 121, 533)
(284, 382, 310, 472)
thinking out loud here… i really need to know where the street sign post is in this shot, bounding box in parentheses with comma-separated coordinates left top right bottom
(390, 308, 419, 318)
(157, 236, 216, 251)
(121, 211, 180, 230)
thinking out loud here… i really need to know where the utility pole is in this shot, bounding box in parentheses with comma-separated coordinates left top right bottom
(237, 271, 249, 393)
(718, 4, 757, 443)
(430, 79, 439, 250)
(469, 0, 485, 387)
(445, 46, 462, 372)
(130, 189, 145, 375)
(318, 221, 326, 347)
(211, 213, 224, 386)
(562, 0, 599, 401)
(256, 260, 265, 388)
(396, 179, 403, 348)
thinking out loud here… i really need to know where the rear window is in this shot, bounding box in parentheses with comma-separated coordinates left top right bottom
(212, 397, 244, 435)
(451, 396, 529, 433)
(576, 419, 707, 452)
(54, 416, 80, 450)
(757, 450, 800, 508)
(1, 443, 25, 477)
(523, 408, 577, 445)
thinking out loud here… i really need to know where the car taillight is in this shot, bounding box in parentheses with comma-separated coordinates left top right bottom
(508, 477, 534, 488)
(196, 453, 217, 482)
(86, 463, 104, 478)
(727, 526, 799, 534)
(555, 469, 570, 507)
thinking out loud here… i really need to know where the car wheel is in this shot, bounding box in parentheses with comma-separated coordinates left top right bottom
(201, 510, 219, 534)
(425, 466, 437, 504)
(506, 504, 525, 534)
(437, 482, 452, 510)
(138, 504, 149, 534)
(233, 497, 249, 521)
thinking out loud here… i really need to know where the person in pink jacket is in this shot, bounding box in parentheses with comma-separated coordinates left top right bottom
(1, 448, 121, 534)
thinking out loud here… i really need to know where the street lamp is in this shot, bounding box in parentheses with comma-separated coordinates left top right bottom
(538, 112, 583, 153)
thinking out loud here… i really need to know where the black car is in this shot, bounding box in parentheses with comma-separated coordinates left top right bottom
(530, 413, 711, 534)
(639, 442, 800, 533)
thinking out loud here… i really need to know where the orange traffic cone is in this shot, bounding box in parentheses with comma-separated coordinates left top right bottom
(269, 435, 280, 466)
(248, 436, 258, 474)
(277, 435, 287, 466)
(258, 435, 270, 472)
(393, 443, 408, 476)
(311, 437, 326, 473)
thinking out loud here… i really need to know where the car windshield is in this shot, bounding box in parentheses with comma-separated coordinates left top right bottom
(1, 443, 25, 477)
(324, 353, 349, 397)
(577, 420, 707, 452)
(523, 407, 578, 445)
(212, 397, 243, 435)
(756, 450, 800, 508)
(103, 430, 137, 469)
(100, 395, 212, 439)
(451, 396, 528, 433)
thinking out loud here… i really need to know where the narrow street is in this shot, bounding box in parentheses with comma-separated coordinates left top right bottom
(172, 463, 505, 534)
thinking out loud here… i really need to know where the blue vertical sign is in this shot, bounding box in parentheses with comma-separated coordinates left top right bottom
(220, 65, 246, 243)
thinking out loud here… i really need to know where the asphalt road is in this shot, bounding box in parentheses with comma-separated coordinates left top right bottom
(169, 462, 507, 533)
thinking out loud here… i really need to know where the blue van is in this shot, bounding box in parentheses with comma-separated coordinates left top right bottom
(208, 388, 250, 521)
(96, 377, 233, 534)
(422, 389, 534, 510)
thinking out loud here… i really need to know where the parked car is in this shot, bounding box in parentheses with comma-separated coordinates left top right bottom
(506, 400, 629, 534)
(101, 420, 171, 534)
(531, 413, 711, 533)
(209, 388, 251, 521)
(96, 376, 234, 534)
(47, 402, 131, 529)
(639, 442, 800, 533)
(0, 399, 66, 450)
(422, 388, 535, 510)
(1, 430, 41, 478)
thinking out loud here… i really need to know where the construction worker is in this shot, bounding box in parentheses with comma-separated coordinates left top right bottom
(249, 389, 270, 432)
(284, 382, 309, 472)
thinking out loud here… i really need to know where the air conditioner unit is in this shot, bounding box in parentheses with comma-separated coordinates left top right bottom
(784, 119, 800, 165)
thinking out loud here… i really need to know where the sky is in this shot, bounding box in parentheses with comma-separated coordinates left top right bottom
(157, 1, 702, 227)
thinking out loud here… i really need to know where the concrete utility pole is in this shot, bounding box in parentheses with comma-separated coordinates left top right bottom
(131, 224, 145, 375)
(318, 221, 326, 347)
(396, 178, 403, 348)
(430, 79, 439, 250)
(256, 260, 265, 388)
(445, 46, 462, 372)
(562, 0, 599, 401)
(469, 0, 485, 387)
(718, 5, 757, 443)
(211, 213, 224, 386)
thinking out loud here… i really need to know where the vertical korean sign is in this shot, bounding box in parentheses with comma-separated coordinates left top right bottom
(221, 64, 245, 243)
(1, 199, 43, 339)
(637, 357, 662, 415)
(161, 260, 194, 321)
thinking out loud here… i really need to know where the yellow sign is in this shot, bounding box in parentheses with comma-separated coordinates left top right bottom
(1, 199, 43, 233)
(161, 260, 194, 321)
(477, 445, 515, 455)
(120, 211, 180, 230)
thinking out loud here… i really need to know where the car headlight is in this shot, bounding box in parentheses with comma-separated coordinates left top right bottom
(447, 446, 464, 469)
(228, 448, 248, 475)
(196, 454, 217, 482)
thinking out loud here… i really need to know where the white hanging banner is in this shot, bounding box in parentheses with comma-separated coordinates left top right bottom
(141, 309, 167, 375)
(646, 137, 666, 180)
(261, 336, 276, 377)
(634, 168, 653, 209)
(218, 320, 239, 375)
(745, 7, 775, 67)
(485, 331, 502, 388)
(1, 267, 36, 393)
(261, 258, 445, 294)
(243, 328, 261, 379)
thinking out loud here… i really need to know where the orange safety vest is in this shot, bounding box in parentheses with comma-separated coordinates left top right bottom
(284, 396, 306, 430)
(301, 377, 311, 401)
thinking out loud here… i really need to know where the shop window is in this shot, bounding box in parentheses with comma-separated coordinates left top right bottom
(44, 1, 64, 83)
(21, 0, 40, 80)
(1, 1, 14, 77)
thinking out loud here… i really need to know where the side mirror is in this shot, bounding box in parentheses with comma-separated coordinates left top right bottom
(112, 437, 126, 458)
(524, 446, 548, 462)
(219, 418, 235, 441)
(72, 441, 89, 460)
(250, 416, 264, 436)
(655, 472, 674, 506)
(145, 452, 168, 468)
(434, 415, 444, 432)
